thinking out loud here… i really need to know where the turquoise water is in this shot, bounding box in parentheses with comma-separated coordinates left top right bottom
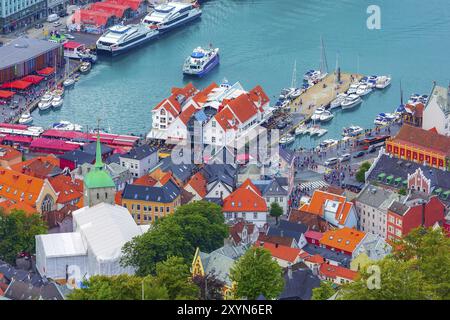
(32, 0, 450, 146)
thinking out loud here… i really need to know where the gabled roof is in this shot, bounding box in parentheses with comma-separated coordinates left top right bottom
(320, 227, 365, 253)
(11, 155, 61, 179)
(279, 267, 320, 300)
(132, 174, 157, 187)
(267, 220, 308, 242)
(255, 241, 301, 263)
(319, 264, 358, 281)
(223, 93, 260, 124)
(122, 179, 180, 203)
(0, 167, 44, 207)
(222, 179, 267, 212)
(192, 82, 219, 105)
(59, 150, 96, 165)
(288, 209, 331, 232)
(49, 175, 83, 206)
(0, 145, 21, 162)
(186, 171, 207, 198)
(82, 141, 113, 156)
(299, 190, 353, 226)
(253, 178, 288, 197)
(120, 145, 157, 160)
(392, 124, 450, 157)
(178, 104, 197, 125)
(160, 157, 196, 183)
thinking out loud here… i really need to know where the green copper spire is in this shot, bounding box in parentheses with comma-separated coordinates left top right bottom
(95, 132, 104, 169)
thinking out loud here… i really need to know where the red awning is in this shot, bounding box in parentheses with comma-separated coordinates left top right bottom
(3, 135, 34, 144)
(0, 80, 33, 90)
(0, 90, 15, 99)
(21, 75, 45, 84)
(64, 41, 83, 50)
(37, 67, 55, 76)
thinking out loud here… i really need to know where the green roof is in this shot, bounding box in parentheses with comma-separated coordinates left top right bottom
(434, 188, 443, 194)
(402, 180, 408, 185)
(84, 133, 114, 189)
(386, 175, 394, 183)
(378, 173, 386, 179)
(395, 177, 402, 182)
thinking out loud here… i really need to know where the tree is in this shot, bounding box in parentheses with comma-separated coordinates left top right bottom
(121, 201, 228, 276)
(193, 273, 226, 300)
(269, 202, 283, 225)
(340, 227, 450, 300)
(398, 187, 407, 196)
(154, 256, 199, 300)
(0, 209, 47, 264)
(312, 281, 336, 300)
(230, 247, 284, 300)
(69, 257, 199, 300)
(356, 161, 371, 183)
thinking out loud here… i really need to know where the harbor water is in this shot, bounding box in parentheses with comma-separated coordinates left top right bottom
(32, 0, 450, 147)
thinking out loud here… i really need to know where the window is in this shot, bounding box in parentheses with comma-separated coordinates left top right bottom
(212, 137, 216, 143)
(166, 207, 170, 213)
(96, 193, 99, 200)
(148, 206, 152, 212)
(160, 207, 163, 213)
(105, 192, 108, 199)
(137, 204, 141, 211)
(155, 206, 159, 212)
(41, 195, 54, 213)
(212, 121, 216, 128)
(144, 206, 148, 211)
(253, 212, 258, 219)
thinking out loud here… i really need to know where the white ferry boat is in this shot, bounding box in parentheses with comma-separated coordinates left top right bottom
(142, 1, 202, 33)
(183, 46, 219, 77)
(96, 24, 159, 56)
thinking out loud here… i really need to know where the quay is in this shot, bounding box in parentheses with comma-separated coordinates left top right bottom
(275, 71, 363, 141)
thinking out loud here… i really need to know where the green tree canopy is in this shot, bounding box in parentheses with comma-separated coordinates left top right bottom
(121, 201, 228, 276)
(0, 209, 47, 264)
(230, 247, 284, 300)
(269, 202, 283, 224)
(356, 161, 372, 183)
(69, 257, 198, 300)
(340, 227, 450, 300)
(312, 281, 336, 300)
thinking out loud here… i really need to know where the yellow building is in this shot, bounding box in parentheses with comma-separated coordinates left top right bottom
(191, 245, 249, 300)
(120, 179, 181, 225)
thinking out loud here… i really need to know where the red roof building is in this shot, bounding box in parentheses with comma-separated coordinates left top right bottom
(29, 138, 81, 155)
(255, 241, 301, 267)
(319, 263, 359, 284)
(222, 179, 268, 228)
(385, 124, 450, 170)
(319, 227, 366, 256)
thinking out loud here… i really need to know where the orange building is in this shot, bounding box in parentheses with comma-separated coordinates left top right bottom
(385, 125, 450, 171)
(0, 145, 22, 168)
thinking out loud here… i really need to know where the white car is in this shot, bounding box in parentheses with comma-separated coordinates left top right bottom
(64, 34, 75, 39)
(339, 153, 352, 162)
(324, 157, 339, 166)
(53, 21, 62, 27)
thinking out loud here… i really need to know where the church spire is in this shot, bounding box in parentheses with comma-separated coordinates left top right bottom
(95, 119, 104, 169)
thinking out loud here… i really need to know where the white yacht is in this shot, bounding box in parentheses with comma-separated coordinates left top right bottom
(342, 125, 364, 137)
(295, 126, 307, 136)
(376, 76, 391, 89)
(316, 128, 328, 137)
(183, 46, 219, 77)
(52, 121, 83, 131)
(329, 93, 347, 110)
(63, 77, 75, 87)
(311, 107, 325, 121)
(18, 112, 33, 125)
(341, 94, 363, 110)
(38, 92, 53, 111)
(51, 95, 64, 109)
(96, 24, 159, 56)
(319, 110, 334, 122)
(347, 83, 360, 95)
(142, 2, 202, 33)
(356, 84, 372, 96)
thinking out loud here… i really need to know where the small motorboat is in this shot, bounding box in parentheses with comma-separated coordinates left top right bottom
(52, 87, 65, 97)
(316, 128, 328, 137)
(320, 139, 338, 148)
(52, 121, 83, 131)
(309, 126, 321, 136)
(342, 125, 364, 137)
(311, 107, 326, 121)
(51, 95, 64, 109)
(356, 84, 373, 96)
(330, 93, 347, 110)
(374, 116, 389, 126)
(347, 83, 360, 95)
(279, 88, 296, 100)
(341, 94, 363, 110)
(63, 77, 75, 87)
(376, 76, 391, 89)
(79, 61, 92, 74)
(280, 134, 295, 145)
(319, 110, 334, 122)
(295, 126, 307, 136)
(38, 93, 53, 111)
(18, 112, 33, 125)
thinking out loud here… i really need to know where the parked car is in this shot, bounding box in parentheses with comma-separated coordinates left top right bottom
(368, 145, 377, 153)
(34, 23, 44, 29)
(324, 157, 339, 166)
(277, 121, 287, 130)
(47, 13, 59, 22)
(353, 151, 366, 158)
(64, 33, 75, 39)
(59, 12, 69, 17)
(339, 153, 352, 162)
(53, 21, 62, 27)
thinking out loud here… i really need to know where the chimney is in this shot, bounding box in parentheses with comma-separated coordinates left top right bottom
(259, 241, 265, 247)
(275, 243, 279, 248)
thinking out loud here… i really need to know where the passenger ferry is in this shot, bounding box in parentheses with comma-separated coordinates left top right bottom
(96, 24, 159, 56)
(142, 1, 202, 33)
(182, 46, 219, 77)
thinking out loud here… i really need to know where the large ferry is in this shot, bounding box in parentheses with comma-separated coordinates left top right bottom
(96, 24, 159, 56)
(142, 1, 202, 33)
(183, 46, 219, 77)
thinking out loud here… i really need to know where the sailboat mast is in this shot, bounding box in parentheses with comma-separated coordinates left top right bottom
(319, 36, 328, 75)
(291, 60, 297, 89)
(400, 80, 404, 105)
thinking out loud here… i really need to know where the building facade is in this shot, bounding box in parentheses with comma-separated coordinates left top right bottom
(119, 145, 158, 179)
(422, 84, 450, 137)
(0, 0, 47, 34)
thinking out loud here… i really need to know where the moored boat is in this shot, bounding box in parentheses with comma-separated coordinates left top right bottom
(341, 94, 363, 110)
(183, 46, 219, 77)
(51, 95, 64, 109)
(18, 112, 33, 125)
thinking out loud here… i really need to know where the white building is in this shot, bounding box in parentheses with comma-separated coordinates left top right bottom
(423, 84, 450, 136)
(355, 184, 405, 238)
(0, 0, 47, 34)
(35, 203, 149, 282)
(119, 145, 158, 179)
